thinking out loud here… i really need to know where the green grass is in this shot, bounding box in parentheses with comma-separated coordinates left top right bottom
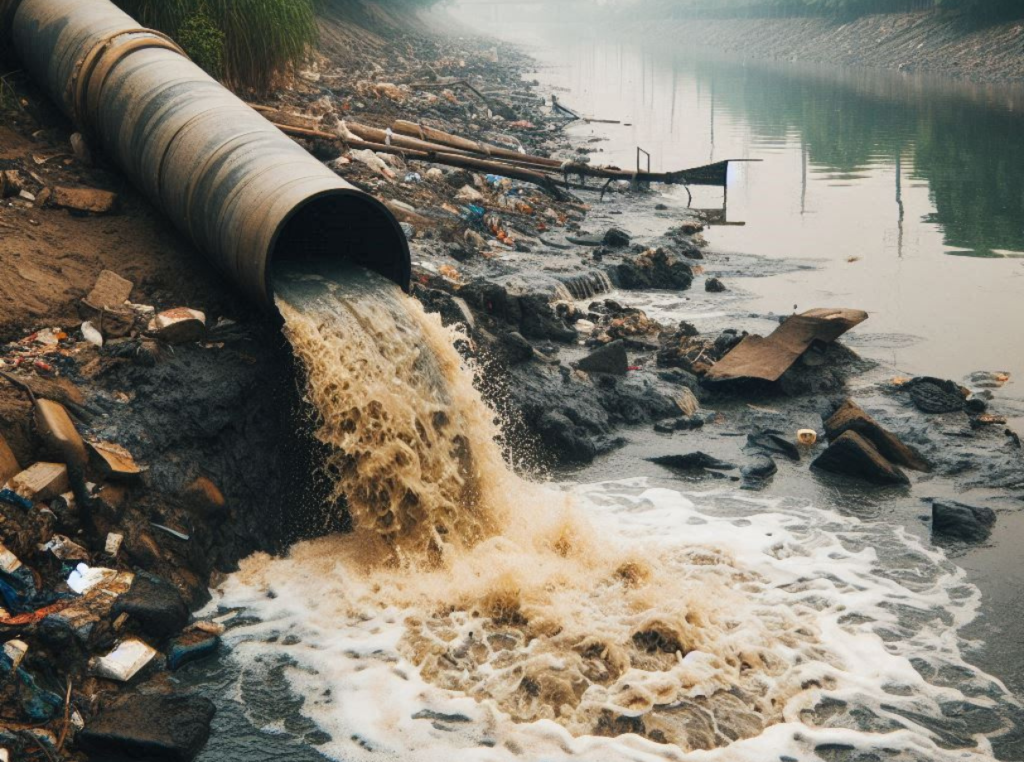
(114, 0, 320, 93)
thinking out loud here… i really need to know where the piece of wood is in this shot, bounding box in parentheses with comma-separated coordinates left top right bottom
(0, 433, 21, 485)
(84, 269, 134, 312)
(88, 441, 143, 482)
(10, 462, 70, 502)
(34, 398, 88, 469)
(392, 119, 563, 169)
(51, 186, 118, 214)
(706, 308, 868, 383)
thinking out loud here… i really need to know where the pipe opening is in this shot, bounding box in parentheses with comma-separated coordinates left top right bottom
(270, 190, 411, 301)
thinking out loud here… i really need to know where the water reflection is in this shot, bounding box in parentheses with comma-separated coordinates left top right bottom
(699, 56, 1024, 257)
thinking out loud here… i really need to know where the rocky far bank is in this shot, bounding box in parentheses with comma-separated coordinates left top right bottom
(1, 3, 1023, 761)
(630, 10, 1024, 83)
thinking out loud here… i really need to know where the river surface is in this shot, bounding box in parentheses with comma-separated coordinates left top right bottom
(516, 27, 1024, 405)
(190, 21, 1024, 762)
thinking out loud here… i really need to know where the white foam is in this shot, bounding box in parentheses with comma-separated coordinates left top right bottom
(208, 480, 1013, 762)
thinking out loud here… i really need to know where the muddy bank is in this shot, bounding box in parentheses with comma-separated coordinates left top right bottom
(627, 11, 1024, 83)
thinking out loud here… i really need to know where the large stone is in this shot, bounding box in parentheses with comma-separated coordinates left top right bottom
(576, 340, 628, 376)
(908, 378, 966, 414)
(931, 501, 996, 543)
(603, 227, 631, 248)
(616, 248, 693, 291)
(811, 431, 909, 486)
(112, 573, 189, 640)
(825, 400, 930, 472)
(76, 693, 215, 762)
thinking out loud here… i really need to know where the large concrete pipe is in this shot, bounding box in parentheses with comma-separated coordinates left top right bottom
(3, 0, 411, 306)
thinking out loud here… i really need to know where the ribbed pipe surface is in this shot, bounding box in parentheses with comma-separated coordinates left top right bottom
(6, 0, 411, 306)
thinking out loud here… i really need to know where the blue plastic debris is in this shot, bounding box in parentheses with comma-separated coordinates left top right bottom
(0, 649, 64, 721)
(0, 489, 33, 511)
(459, 204, 485, 223)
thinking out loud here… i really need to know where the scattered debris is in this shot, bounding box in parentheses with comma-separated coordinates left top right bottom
(824, 400, 930, 471)
(34, 398, 87, 469)
(90, 638, 158, 682)
(9, 462, 69, 502)
(0, 433, 21, 485)
(84, 269, 134, 313)
(50, 186, 118, 214)
(146, 308, 207, 345)
(87, 440, 144, 482)
(811, 431, 909, 486)
(648, 452, 736, 472)
(747, 431, 800, 461)
(797, 429, 818, 446)
(706, 308, 868, 383)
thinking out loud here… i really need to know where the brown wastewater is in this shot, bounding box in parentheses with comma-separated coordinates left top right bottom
(182, 263, 1020, 762)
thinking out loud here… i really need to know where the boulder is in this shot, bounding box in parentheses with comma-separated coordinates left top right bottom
(811, 431, 909, 486)
(616, 248, 693, 291)
(931, 501, 996, 543)
(741, 455, 777, 484)
(705, 277, 727, 293)
(907, 378, 966, 414)
(824, 400, 930, 471)
(499, 331, 534, 364)
(576, 340, 628, 376)
(536, 411, 597, 465)
(603, 227, 631, 248)
(76, 693, 215, 762)
(112, 573, 189, 640)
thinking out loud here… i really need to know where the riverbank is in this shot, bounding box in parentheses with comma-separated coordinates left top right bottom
(630, 10, 1024, 83)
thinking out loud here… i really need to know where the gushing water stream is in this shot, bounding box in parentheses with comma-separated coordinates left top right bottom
(201, 264, 1019, 761)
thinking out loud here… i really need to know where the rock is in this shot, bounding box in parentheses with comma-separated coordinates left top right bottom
(616, 248, 693, 291)
(965, 397, 987, 414)
(84, 270, 134, 313)
(824, 400, 930, 472)
(112, 573, 190, 639)
(705, 277, 727, 293)
(0, 434, 21, 486)
(88, 440, 144, 482)
(147, 308, 207, 345)
(33, 399, 88, 470)
(70, 132, 92, 165)
(674, 415, 705, 431)
(648, 452, 736, 471)
(499, 331, 534, 364)
(50, 186, 118, 214)
(931, 500, 996, 543)
(741, 456, 777, 482)
(907, 378, 966, 414)
(811, 431, 909, 486)
(576, 340, 628, 376)
(603, 227, 631, 248)
(9, 462, 69, 502)
(168, 627, 220, 671)
(536, 411, 597, 465)
(76, 692, 215, 762)
(653, 419, 676, 434)
(746, 431, 800, 461)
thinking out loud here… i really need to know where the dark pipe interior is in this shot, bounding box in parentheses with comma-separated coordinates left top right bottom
(271, 192, 411, 299)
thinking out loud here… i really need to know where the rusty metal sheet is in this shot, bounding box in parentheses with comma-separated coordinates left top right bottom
(705, 308, 868, 383)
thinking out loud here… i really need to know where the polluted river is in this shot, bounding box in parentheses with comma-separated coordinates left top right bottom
(189, 20, 1023, 762)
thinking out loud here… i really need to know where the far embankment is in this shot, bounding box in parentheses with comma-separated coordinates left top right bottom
(629, 10, 1024, 83)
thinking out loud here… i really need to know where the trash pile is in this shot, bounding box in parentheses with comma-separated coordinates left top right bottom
(0, 267, 236, 760)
